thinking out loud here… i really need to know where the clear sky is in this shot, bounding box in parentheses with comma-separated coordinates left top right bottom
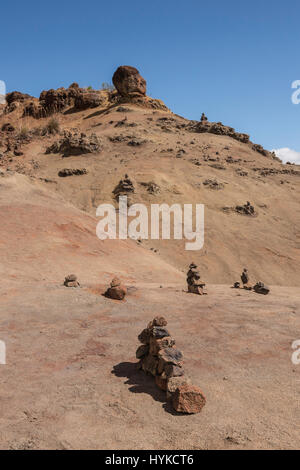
(1, 0, 300, 161)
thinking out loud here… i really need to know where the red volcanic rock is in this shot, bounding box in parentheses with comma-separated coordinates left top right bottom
(105, 285, 127, 300)
(112, 66, 146, 97)
(172, 384, 206, 414)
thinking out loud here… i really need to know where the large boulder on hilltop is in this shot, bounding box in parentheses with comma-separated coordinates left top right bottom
(112, 66, 146, 97)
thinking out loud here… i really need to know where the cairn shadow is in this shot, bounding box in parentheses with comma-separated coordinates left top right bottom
(112, 361, 181, 415)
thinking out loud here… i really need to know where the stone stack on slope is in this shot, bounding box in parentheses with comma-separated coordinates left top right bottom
(186, 263, 207, 295)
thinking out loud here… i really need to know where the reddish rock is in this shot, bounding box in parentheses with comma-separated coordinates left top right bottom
(105, 285, 127, 300)
(112, 66, 146, 97)
(172, 384, 206, 414)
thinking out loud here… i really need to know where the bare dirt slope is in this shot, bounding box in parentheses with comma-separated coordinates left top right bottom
(0, 172, 299, 450)
(1, 93, 299, 286)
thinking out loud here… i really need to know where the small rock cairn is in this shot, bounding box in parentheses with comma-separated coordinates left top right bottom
(105, 277, 127, 300)
(136, 316, 206, 414)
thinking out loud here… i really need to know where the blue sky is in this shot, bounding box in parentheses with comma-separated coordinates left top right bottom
(1, 0, 300, 161)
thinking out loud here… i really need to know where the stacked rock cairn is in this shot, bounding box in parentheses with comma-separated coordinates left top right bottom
(187, 263, 207, 295)
(64, 274, 80, 288)
(113, 174, 134, 205)
(232, 269, 270, 295)
(136, 316, 206, 414)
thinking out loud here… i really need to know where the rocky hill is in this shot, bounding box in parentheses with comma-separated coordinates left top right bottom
(0, 66, 299, 450)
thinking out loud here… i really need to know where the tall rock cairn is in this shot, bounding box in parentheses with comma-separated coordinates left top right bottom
(136, 317, 206, 414)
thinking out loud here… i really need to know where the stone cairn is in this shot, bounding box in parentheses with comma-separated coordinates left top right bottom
(105, 277, 127, 300)
(186, 263, 207, 295)
(64, 274, 80, 288)
(136, 316, 206, 414)
(232, 269, 270, 295)
(241, 268, 249, 286)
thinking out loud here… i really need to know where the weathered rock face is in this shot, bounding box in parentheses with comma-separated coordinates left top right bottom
(136, 317, 206, 414)
(172, 384, 206, 414)
(112, 66, 146, 97)
(46, 131, 102, 157)
(58, 168, 87, 177)
(105, 277, 127, 300)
